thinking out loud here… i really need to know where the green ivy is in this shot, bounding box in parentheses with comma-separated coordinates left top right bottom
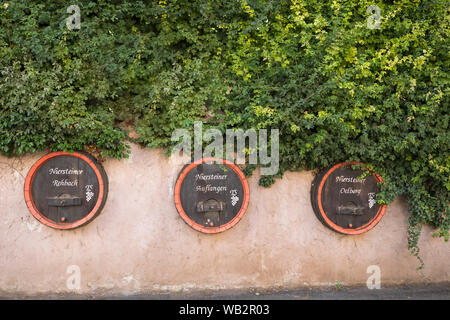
(0, 0, 448, 267)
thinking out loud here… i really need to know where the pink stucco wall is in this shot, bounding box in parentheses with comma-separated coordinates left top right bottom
(0, 143, 448, 295)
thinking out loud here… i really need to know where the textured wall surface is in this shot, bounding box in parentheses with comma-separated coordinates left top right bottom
(0, 143, 448, 296)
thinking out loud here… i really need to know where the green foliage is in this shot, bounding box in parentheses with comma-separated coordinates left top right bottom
(0, 1, 448, 265)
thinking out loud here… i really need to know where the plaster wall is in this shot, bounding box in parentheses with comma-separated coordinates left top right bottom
(0, 143, 448, 295)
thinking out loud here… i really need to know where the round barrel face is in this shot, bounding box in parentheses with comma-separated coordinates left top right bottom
(311, 162, 386, 235)
(24, 152, 108, 230)
(174, 158, 250, 233)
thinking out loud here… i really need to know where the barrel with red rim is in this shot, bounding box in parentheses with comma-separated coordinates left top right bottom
(310, 162, 386, 235)
(174, 158, 250, 234)
(24, 151, 108, 230)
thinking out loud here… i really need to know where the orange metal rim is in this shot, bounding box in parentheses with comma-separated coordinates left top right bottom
(316, 161, 386, 235)
(174, 158, 250, 234)
(23, 151, 105, 230)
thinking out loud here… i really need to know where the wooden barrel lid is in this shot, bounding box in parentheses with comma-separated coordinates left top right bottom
(24, 152, 108, 230)
(310, 162, 386, 235)
(174, 158, 250, 234)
